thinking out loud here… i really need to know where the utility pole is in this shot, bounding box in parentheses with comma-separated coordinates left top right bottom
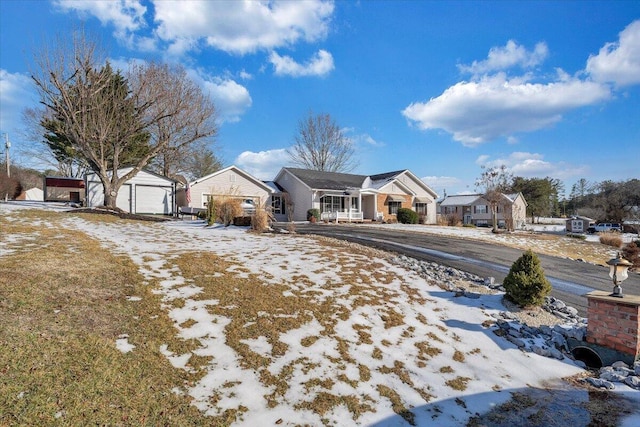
(3, 133, 9, 202)
(5, 133, 10, 178)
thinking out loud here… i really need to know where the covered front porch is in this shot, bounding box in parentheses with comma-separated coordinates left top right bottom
(318, 191, 378, 223)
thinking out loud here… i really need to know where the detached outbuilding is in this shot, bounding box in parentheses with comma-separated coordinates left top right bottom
(85, 168, 177, 215)
(44, 176, 85, 202)
(566, 216, 594, 233)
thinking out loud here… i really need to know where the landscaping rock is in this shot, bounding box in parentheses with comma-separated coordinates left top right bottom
(586, 377, 615, 390)
(390, 253, 640, 390)
(625, 376, 640, 389)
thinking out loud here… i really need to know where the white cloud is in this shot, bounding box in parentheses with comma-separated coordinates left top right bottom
(402, 73, 610, 146)
(458, 40, 548, 75)
(421, 176, 462, 194)
(357, 133, 384, 147)
(54, 0, 146, 39)
(0, 69, 36, 133)
(586, 20, 640, 87)
(205, 79, 253, 124)
(154, 0, 334, 55)
(184, 69, 252, 124)
(270, 50, 334, 77)
(239, 70, 253, 80)
(235, 148, 291, 180)
(475, 152, 588, 179)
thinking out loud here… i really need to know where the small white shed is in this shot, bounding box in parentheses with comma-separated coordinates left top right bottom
(85, 168, 177, 215)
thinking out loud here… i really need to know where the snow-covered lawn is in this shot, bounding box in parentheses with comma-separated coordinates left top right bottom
(2, 202, 639, 426)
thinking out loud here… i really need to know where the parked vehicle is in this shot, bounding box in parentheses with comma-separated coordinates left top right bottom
(240, 199, 256, 215)
(587, 223, 622, 234)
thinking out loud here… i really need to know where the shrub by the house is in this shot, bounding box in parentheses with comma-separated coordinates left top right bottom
(307, 208, 320, 221)
(503, 249, 552, 307)
(622, 241, 640, 271)
(206, 195, 217, 226)
(397, 208, 419, 224)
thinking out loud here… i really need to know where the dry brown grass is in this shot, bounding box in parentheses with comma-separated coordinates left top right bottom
(1, 209, 472, 424)
(452, 350, 466, 363)
(445, 376, 472, 391)
(0, 211, 212, 425)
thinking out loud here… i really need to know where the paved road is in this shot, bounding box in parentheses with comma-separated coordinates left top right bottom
(281, 223, 640, 316)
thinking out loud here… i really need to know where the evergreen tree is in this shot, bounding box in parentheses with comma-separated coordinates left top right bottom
(503, 250, 552, 307)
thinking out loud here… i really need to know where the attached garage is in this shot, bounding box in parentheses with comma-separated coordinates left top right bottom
(85, 168, 176, 215)
(176, 165, 273, 211)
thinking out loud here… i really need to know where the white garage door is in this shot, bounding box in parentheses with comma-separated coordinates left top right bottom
(135, 185, 172, 214)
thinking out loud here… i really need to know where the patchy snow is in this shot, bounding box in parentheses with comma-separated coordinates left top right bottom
(364, 222, 637, 245)
(115, 334, 135, 353)
(2, 201, 639, 426)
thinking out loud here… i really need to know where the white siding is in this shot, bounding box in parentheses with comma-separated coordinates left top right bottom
(275, 172, 314, 221)
(116, 184, 132, 212)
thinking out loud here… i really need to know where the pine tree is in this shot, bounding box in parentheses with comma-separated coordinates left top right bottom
(503, 250, 552, 307)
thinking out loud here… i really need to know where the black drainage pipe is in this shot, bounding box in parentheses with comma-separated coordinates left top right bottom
(572, 346, 603, 369)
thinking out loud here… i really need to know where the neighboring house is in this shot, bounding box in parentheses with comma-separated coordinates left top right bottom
(44, 176, 85, 203)
(85, 168, 177, 215)
(272, 168, 438, 223)
(440, 193, 527, 229)
(177, 165, 274, 213)
(566, 216, 594, 233)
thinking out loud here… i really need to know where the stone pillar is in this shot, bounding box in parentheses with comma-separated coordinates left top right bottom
(586, 291, 640, 360)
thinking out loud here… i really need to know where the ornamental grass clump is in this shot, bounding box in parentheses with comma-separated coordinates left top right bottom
(599, 234, 623, 248)
(503, 249, 552, 307)
(219, 198, 243, 227)
(250, 208, 273, 233)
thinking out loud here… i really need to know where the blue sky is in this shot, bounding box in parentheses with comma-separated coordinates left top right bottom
(1, 1, 639, 196)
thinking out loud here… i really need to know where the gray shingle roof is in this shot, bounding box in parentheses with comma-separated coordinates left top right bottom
(439, 194, 482, 206)
(284, 168, 368, 190)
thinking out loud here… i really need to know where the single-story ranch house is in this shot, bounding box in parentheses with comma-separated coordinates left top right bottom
(74, 165, 437, 223)
(176, 165, 274, 212)
(439, 193, 527, 229)
(272, 168, 438, 223)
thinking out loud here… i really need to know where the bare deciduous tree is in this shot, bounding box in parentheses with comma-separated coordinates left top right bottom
(475, 165, 513, 232)
(131, 62, 218, 180)
(148, 139, 222, 181)
(30, 31, 217, 208)
(287, 112, 357, 173)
